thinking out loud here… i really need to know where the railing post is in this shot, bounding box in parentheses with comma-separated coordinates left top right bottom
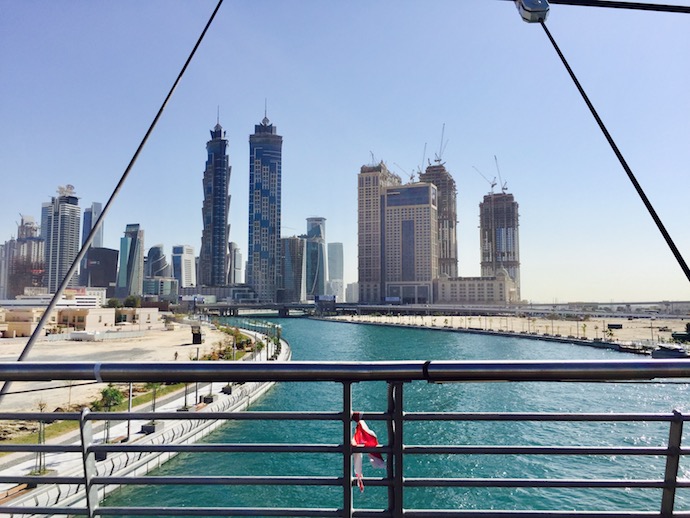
(661, 409, 683, 517)
(79, 408, 99, 518)
(343, 381, 353, 517)
(387, 381, 404, 517)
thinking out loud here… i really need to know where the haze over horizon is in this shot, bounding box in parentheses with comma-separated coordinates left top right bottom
(1, 1, 689, 304)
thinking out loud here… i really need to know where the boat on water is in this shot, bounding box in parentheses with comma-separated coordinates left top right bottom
(651, 343, 690, 358)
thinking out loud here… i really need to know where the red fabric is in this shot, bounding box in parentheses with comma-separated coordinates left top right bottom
(352, 418, 385, 492)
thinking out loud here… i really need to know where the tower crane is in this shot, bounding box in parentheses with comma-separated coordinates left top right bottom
(473, 166, 496, 194)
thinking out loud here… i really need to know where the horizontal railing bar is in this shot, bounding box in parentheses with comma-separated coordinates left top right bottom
(404, 477, 690, 489)
(0, 412, 81, 420)
(405, 445, 669, 455)
(96, 506, 344, 517)
(0, 444, 82, 453)
(404, 411, 685, 422)
(0, 505, 87, 515)
(83, 410, 346, 421)
(95, 443, 346, 454)
(2, 359, 690, 383)
(403, 512, 667, 518)
(93, 475, 345, 486)
(404, 478, 669, 488)
(0, 475, 84, 485)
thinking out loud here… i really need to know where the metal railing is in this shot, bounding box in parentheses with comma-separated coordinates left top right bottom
(1, 359, 690, 517)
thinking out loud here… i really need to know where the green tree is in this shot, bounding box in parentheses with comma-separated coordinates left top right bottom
(107, 298, 122, 308)
(100, 384, 124, 443)
(123, 295, 141, 308)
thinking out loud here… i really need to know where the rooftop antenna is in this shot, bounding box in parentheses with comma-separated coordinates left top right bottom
(217, 105, 220, 125)
(434, 123, 449, 163)
(473, 166, 496, 194)
(369, 151, 377, 166)
(494, 155, 508, 193)
(264, 98, 267, 119)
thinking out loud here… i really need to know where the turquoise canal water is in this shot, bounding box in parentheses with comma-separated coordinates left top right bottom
(107, 318, 690, 515)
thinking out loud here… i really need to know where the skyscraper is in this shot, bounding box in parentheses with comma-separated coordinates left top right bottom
(305, 217, 327, 299)
(146, 244, 171, 278)
(228, 242, 242, 285)
(82, 202, 103, 249)
(116, 224, 144, 297)
(327, 242, 344, 302)
(199, 121, 231, 287)
(383, 182, 438, 304)
(357, 162, 401, 304)
(246, 115, 282, 302)
(419, 162, 458, 278)
(79, 202, 103, 285)
(280, 236, 307, 303)
(41, 185, 81, 293)
(8, 216, 45, 298)
(479, 192, 520, 298)
(172, 245, 197, 288)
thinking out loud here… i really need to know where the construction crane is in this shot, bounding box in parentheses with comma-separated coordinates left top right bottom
(494, 155, 508, 193)
(434, 123, 449, 164)
(473, 165, 497, 194)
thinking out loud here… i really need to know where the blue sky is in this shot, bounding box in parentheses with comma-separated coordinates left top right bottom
(1, 0, 689, 303)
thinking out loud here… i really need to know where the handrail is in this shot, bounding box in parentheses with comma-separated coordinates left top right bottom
(1, 358, 690, 382)
(1, 361, 689, 517)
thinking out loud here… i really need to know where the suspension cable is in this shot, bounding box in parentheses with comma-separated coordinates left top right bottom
(539, 21, 690, 286)
(0, 0, 225, 402)
(547, 0, 690, 14)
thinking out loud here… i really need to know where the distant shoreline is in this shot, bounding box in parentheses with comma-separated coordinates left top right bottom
(323, 313, 688, 354)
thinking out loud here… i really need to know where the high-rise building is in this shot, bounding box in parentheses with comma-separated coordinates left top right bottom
(305, 217, 327, 299)
(82, 202, 103, 249)
(383, 182, 438, 304)
(327, 242, 344, 302)
(84, 247, 118, 292)
(199, 121, 231, 287)
(279, 236, 307, 303)
(146, 244, 171, 278)
(116, 224, 144, 298)
(8, 216, 45, 298)
(41, 185, 81, 293)
(79, 202, 103, 285)
(419, 162, 458, 278)
(172, 245, 197, 288)
(246, 115, 282, 302)
(228, 242, 242, 285)
(357, 162, 401, 304)
(479, 192, 520, 298)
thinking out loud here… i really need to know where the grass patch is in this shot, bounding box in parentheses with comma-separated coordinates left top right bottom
(1, 382, 188, 448)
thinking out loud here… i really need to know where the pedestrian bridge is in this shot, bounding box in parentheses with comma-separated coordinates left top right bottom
(1, 359, 690, 517)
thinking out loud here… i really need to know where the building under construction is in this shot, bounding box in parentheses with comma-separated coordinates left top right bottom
(480, 192, 520, 299)
(419, 162, 458, 278)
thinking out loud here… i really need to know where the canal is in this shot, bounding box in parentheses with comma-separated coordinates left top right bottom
(105, 317, 690, 514)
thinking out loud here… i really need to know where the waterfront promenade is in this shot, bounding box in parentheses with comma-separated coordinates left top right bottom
(0, 323, 291, 510)
(327, 313, 688, 349)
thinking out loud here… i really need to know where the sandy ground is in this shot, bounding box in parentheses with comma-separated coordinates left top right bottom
(0, 324, 229, 415)
(331, 313, 689, 344)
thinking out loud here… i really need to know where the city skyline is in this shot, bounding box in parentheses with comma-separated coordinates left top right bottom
(1, 1, 689, 303)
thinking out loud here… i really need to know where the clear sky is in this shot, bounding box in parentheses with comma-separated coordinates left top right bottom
(1, 1, 689, 303)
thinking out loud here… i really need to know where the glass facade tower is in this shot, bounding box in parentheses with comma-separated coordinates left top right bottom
(246, 116, 282, 302)
(199, 122, 231, 287)
(41, 187, 81, 293)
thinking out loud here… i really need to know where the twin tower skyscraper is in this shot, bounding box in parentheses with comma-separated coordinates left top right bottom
(199, 115, 282, 302)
